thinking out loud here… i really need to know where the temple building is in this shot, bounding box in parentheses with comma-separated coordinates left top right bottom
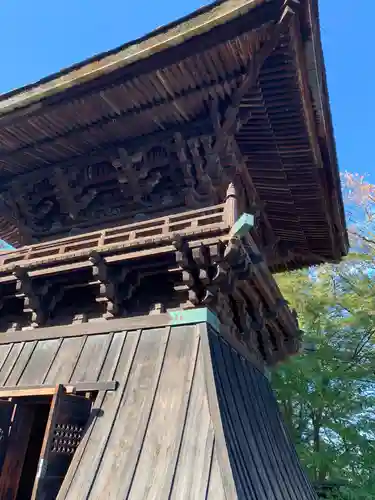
(0, 0, 347, 498)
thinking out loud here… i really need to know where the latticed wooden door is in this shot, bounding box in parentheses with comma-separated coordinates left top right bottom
(0, 400, 14, 473)
(31, 385, 91, 500)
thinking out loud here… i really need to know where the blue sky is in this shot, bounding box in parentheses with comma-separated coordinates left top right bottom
(0, 0, 373, 182)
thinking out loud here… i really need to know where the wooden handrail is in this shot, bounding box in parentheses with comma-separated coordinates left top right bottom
(0, 204, 227, 272)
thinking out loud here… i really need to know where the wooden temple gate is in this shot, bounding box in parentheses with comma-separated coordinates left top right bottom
(0, 0, 347, 498)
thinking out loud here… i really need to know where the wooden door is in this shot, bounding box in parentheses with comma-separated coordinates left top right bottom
(31, 386, 92, 500)
(0, 403, 36, 500)
(0, 400, 14, 473)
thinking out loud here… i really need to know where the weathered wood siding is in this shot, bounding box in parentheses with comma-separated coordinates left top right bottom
(0, 321, 316, 499)
(57, 324, 226, 499)
(207, 324, 317, 500)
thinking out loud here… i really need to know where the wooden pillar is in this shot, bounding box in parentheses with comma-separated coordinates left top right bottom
(224, 182, 239, 227)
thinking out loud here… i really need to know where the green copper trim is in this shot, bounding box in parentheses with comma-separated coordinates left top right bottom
(229, 213, 255, 238)
(169, 308, 220, 331)
(264, 368, 272, 381)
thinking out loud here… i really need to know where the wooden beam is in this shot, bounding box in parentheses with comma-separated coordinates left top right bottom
(0, 116, 212, 184)
(0, 312, 184, 345)
(0, 3, 295, 201)
(288, 12, 337, 259)
(288, 10, 322, 169)
(0, 381, 118, 398)
(210, 2, 296, 147)
(0, 302, 227, 345)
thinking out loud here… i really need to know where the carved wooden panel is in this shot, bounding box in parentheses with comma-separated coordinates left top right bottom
(0, 117, 253, 244)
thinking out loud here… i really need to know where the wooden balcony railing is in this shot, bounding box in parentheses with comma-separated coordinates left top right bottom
(0, 204, 229, 273)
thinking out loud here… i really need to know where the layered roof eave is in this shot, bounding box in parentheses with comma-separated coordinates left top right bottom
(304, 0, 348, 253)
(0, 0, 348, 264)
(0, 0, 266, 118)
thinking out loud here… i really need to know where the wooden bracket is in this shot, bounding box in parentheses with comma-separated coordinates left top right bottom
(174, 233, 261, 311)
(173, 236, 202, 305)
(89, 252, 142, 318)
(89, 252, 128, 318)
(54, 167, 97, 220)
(13, 266, 63, 327)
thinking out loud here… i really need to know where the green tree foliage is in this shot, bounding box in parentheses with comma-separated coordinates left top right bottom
(271, 174, 375, 499)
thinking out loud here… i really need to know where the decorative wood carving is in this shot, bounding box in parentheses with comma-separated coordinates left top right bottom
(112, 147, 164, 203)
(1, 129, 272, 256)
(53, 167, 97, 220)
(171, 231, 299, 364)
(173, 134, 219, 209)
(0, 192, 34, 244)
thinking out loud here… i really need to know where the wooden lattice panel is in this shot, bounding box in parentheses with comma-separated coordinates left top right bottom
(51, 422, 85, 456)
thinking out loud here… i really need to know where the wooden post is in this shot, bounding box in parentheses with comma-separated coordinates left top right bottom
(224, 182, 238, 227)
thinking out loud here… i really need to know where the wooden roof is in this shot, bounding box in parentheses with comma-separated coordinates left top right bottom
(0, 0, 347, 266)
(0, 316, 316, 499)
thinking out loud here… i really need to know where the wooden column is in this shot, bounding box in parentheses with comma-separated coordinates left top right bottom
(224, 183, 239, 227)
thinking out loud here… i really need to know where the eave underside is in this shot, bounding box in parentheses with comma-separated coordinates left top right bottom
(0, 0, 347, 267)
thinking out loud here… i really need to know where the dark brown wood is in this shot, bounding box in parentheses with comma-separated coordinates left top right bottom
(31, 385, 92, 499)
(0, 400, 14, 472)
(0, 403, 34, 499)
(209, 5, 295, 154)
(57, 331, 128, 498)
(89, 252, 137, 319)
